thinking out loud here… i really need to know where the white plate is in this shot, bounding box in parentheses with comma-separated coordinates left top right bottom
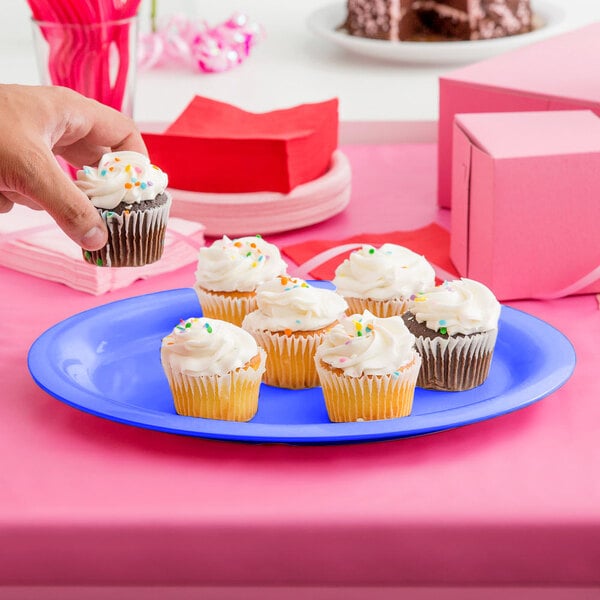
(167, 150, 351, 237)
(307, 1, 566, 65)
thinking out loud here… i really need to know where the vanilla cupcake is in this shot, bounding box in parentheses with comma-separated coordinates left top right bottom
(76, 151, 170, 267)
(315, 311, 421, 422)
(161, 317, 266, 421)
(333, 244, 436, 317)
(194, 235, 288, 326)
(242, 276, 348, 389)
(402, 278, 501, 391)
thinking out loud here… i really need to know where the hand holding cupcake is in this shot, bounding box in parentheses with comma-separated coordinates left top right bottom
(76, 151, 170, 267)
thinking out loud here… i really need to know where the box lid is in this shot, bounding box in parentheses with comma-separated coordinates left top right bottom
(455, 110, 600, 159)
(442, 23, 600, 105)
(451, 110, 600, 300)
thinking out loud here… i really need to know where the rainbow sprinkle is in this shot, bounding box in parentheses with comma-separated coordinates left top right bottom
(87, 157, 161, 193)
(354, 320, 363, 337)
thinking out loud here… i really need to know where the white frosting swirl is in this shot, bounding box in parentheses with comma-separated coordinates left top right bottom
(242, 276, 348, 332)
(195, 236, 288, 293)
(161, 317, 259, 376)
(316, 310, 417, 377)
(76, 151, 168, 210)
(408, 278, 501, 336)
(333, 244, 436, 300)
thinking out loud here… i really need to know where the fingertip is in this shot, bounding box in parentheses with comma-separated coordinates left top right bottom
(116, 129, 148, 157)
(80, 223, 108, 251)
(0, 194, 13, 213)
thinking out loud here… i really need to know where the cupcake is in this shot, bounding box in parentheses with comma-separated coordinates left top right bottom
(76, 151, 170, 267)
(315, 311, 421, 422)
(160, 317, 266, 421)
(332, 244, 436, 318)
(242, 276, 348, 389)
(402, 278, 501, 391)
(194, 235, 288, 327)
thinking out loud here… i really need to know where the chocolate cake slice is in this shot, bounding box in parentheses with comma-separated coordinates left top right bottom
(412, 0, 532, 40)
(344, 0, 421, 41)
(344, 0, 532, 41)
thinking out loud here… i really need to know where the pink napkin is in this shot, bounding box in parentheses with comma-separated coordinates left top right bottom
(0, 205, 205, 295)
(281, 224, 459, 282)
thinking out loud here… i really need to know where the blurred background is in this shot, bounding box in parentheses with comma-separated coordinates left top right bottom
(2, 0, 600, 130)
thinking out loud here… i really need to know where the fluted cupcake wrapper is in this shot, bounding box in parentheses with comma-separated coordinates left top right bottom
(82, 195, 172, 268)
(245, 327, 333, 389)
(161, 349, 266, 421)
(414, 329, 498, 391)
(344, 296, 407, 318)
(194, 285, 257, 327)
(315, 354, 421, 422)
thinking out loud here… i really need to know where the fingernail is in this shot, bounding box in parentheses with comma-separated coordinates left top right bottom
(81, 225, 106, 250)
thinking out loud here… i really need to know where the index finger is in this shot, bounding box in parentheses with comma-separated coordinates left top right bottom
(59, 92, 148, 158)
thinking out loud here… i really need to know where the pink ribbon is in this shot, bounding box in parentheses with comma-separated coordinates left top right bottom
(138, 12, 264, 74)
(291, 242, 600, 302)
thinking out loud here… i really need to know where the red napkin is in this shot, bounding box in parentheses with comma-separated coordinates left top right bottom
(280, 224, 459, 282)
(142, 96, 338, 194)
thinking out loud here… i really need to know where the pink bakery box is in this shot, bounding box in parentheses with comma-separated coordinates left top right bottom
(438, 22, 600, 208)
(450, 110, 600, 301)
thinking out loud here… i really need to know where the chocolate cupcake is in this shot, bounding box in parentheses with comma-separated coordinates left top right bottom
(402, 278, 501, 391)
(76, 151, 171, 267)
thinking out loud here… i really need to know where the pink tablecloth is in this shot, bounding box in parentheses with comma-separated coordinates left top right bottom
(1, 144, 599, 596)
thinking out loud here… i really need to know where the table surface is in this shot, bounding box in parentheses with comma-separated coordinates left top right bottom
(1, 143, 599, 596)
(2, 0, 600, 123)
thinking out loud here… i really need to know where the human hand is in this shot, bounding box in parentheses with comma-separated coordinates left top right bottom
(0, 84, 147, 250)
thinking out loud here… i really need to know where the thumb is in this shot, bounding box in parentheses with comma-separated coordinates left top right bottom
(14, 147, 108, 250)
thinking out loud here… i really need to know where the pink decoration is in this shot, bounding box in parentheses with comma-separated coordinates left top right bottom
(138, 12, 264, 74)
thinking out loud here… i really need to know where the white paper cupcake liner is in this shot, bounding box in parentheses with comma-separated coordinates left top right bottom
(194, 285, 257, 327)
(316, 353, 421, 422)
(161, 349, 266, 421)
(83, 194, 172, 267)
(344, 296, 407, 318)
(244, 326, 333, 389)
(414, 328, 498, 391)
